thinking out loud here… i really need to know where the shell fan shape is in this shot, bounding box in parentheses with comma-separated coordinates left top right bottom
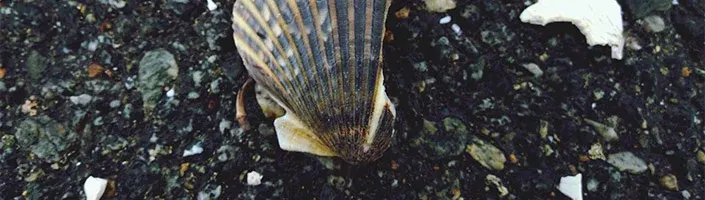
(231, 0, 397, 164)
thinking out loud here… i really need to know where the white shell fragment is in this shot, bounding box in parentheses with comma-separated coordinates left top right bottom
(558, 173, 583, 200)
(439, 16, 451, 24)
(206, 0, 218, 11)
(84, 176, 108, 200)
(246, 171, 263, 186)
(519, 0, 625, 59)
(522, 63, 544, 77)
(183, 143, 204, 157)
(451, 24, 462, 35)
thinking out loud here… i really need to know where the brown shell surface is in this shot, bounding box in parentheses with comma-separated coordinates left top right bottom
(232, 0, 395, 163)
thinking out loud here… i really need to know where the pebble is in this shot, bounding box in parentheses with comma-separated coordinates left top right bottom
(625, 0, 672, 18)
(93, 117, 103, 126)
(138, 49, 178, 116)
(16, 116, 76, 161)
(643, 15, 666, 32)
(413, 62, 428, 72)
(26, 50, 47, 81)
(395, 7, 410, 19)
(485, 174, 509, 197)
(588, 143, 606, 160)
(539, 120, 549, 138)
(206, 0, 218, 11)
(187, 92, 200, 99)
(626, 36, 643, 50)
(522, 63, 544, 77)
(317, 157, 337, 170)
(87, 63, 105, 78)
(107, 0, 127, 9)
(124, 77, 136, 90)
(85, 39, 100, 51)
(682, 190, 691, 199)
(584, 118, 619, 142)
(183, 143, 204, 157)
(219, 119, 232, 134)
(558, 174, 583, 200)
(586, 178, 599, 192)
(246, 171, 263, 186)
(70, 94, 93, 105)
(411, 117, 470, 159)
(209, 78, 221, 94)
(257, 123, 276, 137)
(123, 103, 133, 119)
(696, 150, 705, 164)
(424, 0, 456, 13)
(192, 71, 204, 87)
(197, 184, 222, 200)
(451, 24, 462, 35)
(659, 174, 678, 191)
(439, 16, 451, 24)
(606, 151, 648, 174)
(466, 138, 506, 171)
(593, 88, 605, 100)
(109, 100, 121, 108)
(84, 176, 108, 200)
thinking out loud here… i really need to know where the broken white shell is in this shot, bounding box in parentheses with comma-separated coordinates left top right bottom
(84, 176, 108, 200)
(558, 173, 583, 200)
(520, 0, 625, 59)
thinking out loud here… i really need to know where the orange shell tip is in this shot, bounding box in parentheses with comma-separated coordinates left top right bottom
(88, 63, 105, 78)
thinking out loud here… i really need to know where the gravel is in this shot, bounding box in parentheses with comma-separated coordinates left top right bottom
(0, 0, 703, 199)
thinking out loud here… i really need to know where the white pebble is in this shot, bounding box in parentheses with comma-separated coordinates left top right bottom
(87, 39, 99, 51)
(219, 119, 232, 134)
(84, 176, 108, 200)
(206, 0, 218, 11)
(247, 171, 263, 186)
(70, 94, 93, 105)
(109, 100, 121, 108)
(558, 173, 583, 200)
(183, 143, 204, 157)
(187, 92, 200, 99)
(522, 63, 544, 77)
(439, 15, 451, 24)
(451, 24, 462, 35)
(166, 88, 175, 98)
(682, 190, 691, 199)
(149, 133, 159, 143)
(108, 0, 126, 8)
(643, 15, 665, 33)
(192, 71, 204, 86)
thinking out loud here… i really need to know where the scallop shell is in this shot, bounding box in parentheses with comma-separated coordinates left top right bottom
(232, 0, 396, 163)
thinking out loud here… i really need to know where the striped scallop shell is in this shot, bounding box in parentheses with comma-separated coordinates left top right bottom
(232, 0, 396, 163)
